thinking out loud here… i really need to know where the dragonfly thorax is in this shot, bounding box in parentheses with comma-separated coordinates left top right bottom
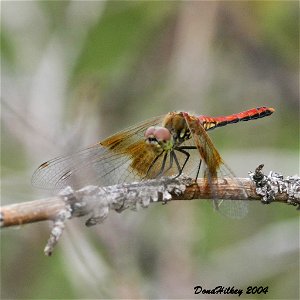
(162, 112, 191, 145)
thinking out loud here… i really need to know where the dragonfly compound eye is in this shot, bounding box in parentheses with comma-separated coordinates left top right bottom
(144, 126, 156, 138)
(153, 127, 171, 142)
(145, 126, 171, 142)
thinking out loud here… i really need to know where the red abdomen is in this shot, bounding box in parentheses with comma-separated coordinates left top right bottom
(199, 107, 275, 131)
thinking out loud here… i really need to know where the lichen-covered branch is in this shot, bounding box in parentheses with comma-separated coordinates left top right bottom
(248, 164, 299, 207)
(1, 166, 299, 256)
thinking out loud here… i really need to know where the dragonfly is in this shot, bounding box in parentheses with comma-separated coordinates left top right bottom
(32, 106, 275, 218)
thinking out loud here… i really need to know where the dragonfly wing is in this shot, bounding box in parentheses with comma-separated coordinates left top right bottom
(182, 112, 248, 218)
(32, 115, 166, 190)
(213, 199, 249, 219)
(212, 163, 248, 219)
(32, 146, 110, 190)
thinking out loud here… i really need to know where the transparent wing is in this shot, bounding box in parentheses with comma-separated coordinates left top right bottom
(211, 164, 248, 219)
(182, 112, 248, 218)
(32, 115, 164, 190)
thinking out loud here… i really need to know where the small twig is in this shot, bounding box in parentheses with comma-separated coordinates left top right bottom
(1, 167, 299, 255)
(44, 210, 69, 256)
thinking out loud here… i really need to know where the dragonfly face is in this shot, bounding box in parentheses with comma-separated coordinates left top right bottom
(144, 126, 173, 151)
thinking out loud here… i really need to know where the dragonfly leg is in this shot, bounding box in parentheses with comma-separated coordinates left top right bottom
(154, 152, 168, 178)
(195, 159, 202, 181)
(159, 151, 174, 176)
(172, 151, 184, 177)
(173, 148, 192, 177)
(155, 151, 170, 178)
(174, 145, 197, 177)
(145, 150, 164, 178)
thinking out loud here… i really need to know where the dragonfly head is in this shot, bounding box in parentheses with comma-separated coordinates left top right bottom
(145, 126, 173, 150)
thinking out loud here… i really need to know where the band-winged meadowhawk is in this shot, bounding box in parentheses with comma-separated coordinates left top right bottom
(32, 106, 274, 218)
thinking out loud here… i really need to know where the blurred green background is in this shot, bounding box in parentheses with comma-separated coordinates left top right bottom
(1, 1, 299, 299)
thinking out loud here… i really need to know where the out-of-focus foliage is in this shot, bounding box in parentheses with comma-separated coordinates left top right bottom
(1, 1, 299, 299)
(72, 2, 177, 82)
(252, 2, 298, 66)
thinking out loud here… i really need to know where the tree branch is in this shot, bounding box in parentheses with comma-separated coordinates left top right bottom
(1, 165, 299, 255)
